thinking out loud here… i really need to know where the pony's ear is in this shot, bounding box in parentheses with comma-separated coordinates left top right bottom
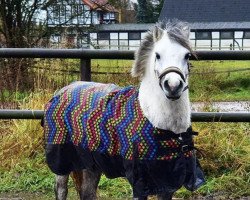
(153, 25, 164, 42)
(182, 25, 190, 39)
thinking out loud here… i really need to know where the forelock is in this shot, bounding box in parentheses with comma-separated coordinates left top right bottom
(163, 20, 192, 52)
(131, 20, 192, 78)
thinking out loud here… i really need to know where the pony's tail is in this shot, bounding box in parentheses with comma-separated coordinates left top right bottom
(71, 171, 83, 193)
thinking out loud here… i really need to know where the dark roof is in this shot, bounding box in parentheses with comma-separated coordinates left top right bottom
(159, 0, 250, 23)
(93, 22, 250, 32)
(191, 22, 250, 31)
(94, 23, 154, 31)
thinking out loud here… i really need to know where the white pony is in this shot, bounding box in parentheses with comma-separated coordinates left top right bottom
(43, 21, 205, 200)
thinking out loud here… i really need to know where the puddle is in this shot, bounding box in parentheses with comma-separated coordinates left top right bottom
(191, 101, 250, 112)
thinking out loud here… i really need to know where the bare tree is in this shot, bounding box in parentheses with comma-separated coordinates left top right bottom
(0, 0, 49, 48)
(0, 0, 49, 92)
(0, 0, 93, 92)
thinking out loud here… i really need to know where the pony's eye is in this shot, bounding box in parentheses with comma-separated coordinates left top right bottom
(155, 52, 161, 60)
(184, 53, 191, 60)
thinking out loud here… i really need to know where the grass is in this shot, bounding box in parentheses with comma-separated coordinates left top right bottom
(0, 59, 249, 199)
(1, 59, 250, 105)
(189, 60, 250, 101)
(93, 59, 250, 101)
(0, 116, 249, 199)
(0, 93, 249, 199)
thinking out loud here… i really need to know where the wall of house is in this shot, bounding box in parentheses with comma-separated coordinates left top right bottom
(46, 0, 119, 48)
(89, 31, 147, 50)
(89, 30, 250, 50)
(47, 3, 97, 26)
(190, 30, 250, 50)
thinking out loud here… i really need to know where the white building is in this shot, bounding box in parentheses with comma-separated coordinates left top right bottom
(45, 0, 118, 48)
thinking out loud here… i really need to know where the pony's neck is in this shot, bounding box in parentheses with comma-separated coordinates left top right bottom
(138, 77, 191, 133)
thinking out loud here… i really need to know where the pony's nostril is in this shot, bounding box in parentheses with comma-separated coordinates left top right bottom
(163, 80, 170, 91)
(178, 81, 183, 91)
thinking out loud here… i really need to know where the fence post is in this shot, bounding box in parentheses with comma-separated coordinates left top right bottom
(80, 59, 91, 81)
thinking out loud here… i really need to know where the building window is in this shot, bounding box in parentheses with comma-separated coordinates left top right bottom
(60, 5, 66, 16)
(98, 32, 110, 40)
(110, 32, 118, 39)
(110, 13, 115, 19)
(119, 40, 129, 50)
(196, 40, 211, 50)
(103, 13, 109, 20)
(98, 40, 109, 49)
(235, 31, 243, 39)
(221, 40, 234, 50)
(220, 31, 234, 39)
(141, 32, 147, 39)
(119, 32, 128, 40)
(110, 40, 118, 50)
(78, 5, 84, 13)
(243, 39, 250, 50)
(190, 32, 195, 39)
(212, 40, 220, 49)
(53, 5, 60, 18)
(103, 13, 115, 20)
(71, 4, 78, 14)
(196, 32, 212, 40)
(243, 31, 250, 39)
(129, 32, 141, 40)
(90, 33, 97, 40)
(212, 32, 220, 39)
(129, 40, 141, 50)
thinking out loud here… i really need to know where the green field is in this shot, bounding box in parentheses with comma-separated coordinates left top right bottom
(92, 59, 250, 102)
(0, 59, 249, 199)
(1, 59, 249, 103)
(189, 60, 250, 101)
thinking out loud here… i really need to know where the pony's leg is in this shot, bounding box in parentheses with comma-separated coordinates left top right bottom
(157, 192, 174, 200)
(77, 169, 101, 200)
(55, 174, 69, 200)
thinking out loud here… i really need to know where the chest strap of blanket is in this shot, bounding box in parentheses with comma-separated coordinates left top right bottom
(154, 127, 202, 156)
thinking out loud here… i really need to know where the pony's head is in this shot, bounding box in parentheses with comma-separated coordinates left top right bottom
(132, 21, 193, 100)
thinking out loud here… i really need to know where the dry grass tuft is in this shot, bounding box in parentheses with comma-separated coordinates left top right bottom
(0, 91, 52, 170)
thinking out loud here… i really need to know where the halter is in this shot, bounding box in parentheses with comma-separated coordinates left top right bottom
(156, 66, 189, 92)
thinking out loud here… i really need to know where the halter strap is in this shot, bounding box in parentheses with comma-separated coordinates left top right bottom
(157, 66, 189, 93)
(158, 66, 186, 83)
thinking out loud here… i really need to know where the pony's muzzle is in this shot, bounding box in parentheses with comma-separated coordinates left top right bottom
(158, 67, 187, 100)
(163, 79, 183, 95)
(160, 73, 185, 100)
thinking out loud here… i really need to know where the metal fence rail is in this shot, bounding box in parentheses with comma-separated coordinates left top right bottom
(0, 109, 249, 122)
(1, 48, 250, 81)
(0, 48, 249, 122)
(0, 48, 134, 59)
(1, 48, 250, 60)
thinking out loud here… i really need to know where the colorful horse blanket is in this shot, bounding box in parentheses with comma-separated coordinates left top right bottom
(44, 81, 205, 197)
